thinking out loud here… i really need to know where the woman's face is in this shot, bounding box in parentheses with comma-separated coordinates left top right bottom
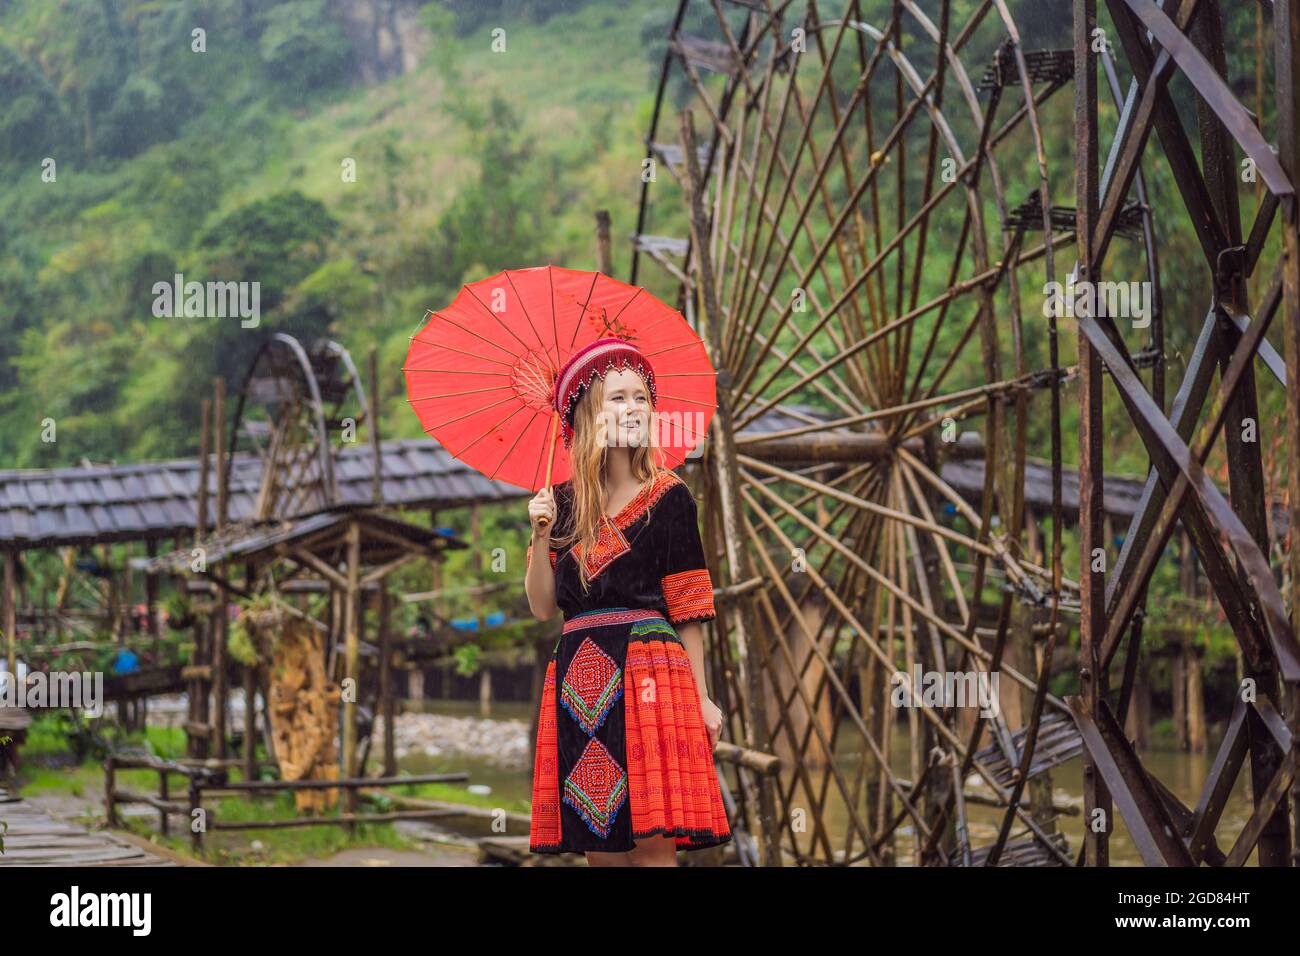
(597, 367, 651, 448)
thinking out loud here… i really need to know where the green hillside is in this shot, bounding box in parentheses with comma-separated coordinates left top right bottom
(0, 0, 679, 467)
(0, 0, 1287, 489)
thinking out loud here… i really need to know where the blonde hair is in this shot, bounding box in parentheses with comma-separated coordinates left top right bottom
(551, 371, 668, 592)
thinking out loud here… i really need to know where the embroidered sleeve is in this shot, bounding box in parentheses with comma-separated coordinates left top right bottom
(660, 482, 716, 625)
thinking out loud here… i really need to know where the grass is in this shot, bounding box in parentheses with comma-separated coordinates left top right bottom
(12, 711, 528, 865)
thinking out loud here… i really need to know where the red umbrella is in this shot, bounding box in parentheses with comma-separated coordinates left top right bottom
(403, 265, 716, 495)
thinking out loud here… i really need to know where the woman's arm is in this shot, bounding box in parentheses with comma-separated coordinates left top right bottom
(677, 621, 710, 698)
(525, 531, 559, 620)
(525, 488, 559, 620)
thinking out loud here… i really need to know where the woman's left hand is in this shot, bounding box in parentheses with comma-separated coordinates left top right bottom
(699, 696, 723, 751)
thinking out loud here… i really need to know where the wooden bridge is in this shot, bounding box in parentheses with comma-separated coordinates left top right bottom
(0, 785, 176, 867)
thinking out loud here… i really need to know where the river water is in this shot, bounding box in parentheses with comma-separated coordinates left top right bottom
(402, 700, 1256, 866)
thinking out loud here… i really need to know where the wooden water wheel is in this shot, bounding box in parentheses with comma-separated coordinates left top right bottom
(635, 0, 1090, 866)
(225, 334, 372, 521)
(636, 0, 1300, 869)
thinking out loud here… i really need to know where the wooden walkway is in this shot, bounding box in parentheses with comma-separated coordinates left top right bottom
(0, 786, 176, 866)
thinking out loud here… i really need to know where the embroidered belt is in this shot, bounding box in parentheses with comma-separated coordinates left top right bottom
(562, 607, 666, 634)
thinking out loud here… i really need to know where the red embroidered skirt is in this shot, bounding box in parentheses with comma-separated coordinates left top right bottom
(529, 607, 732, 855)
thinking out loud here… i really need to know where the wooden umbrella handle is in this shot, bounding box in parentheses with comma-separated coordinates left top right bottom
(536, 412, 560, 532)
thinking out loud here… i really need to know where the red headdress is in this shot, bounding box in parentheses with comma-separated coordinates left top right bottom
(552, 337, 657, 448)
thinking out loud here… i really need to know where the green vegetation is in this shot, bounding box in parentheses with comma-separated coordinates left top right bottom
(0, 0, 669, 469)
(15, 711, 518, 865)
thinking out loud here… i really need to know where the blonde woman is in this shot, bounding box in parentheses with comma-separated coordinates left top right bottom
(524, 337, 730, 866)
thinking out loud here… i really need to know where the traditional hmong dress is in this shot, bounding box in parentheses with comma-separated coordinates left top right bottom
(527, 469, 732, 854)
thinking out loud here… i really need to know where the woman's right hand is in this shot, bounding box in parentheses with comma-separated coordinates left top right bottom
(529, 487, 556, 539)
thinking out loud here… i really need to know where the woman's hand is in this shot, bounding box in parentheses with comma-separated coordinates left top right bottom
(699, 695, 723, 751)
(529, 487, 556, 539)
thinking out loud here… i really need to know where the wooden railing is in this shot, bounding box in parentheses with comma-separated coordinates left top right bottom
(104, 754, 469, 852)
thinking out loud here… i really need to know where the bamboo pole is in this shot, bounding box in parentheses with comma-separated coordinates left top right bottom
(681, 109, 781, 866)
(341, 519, 362, 822)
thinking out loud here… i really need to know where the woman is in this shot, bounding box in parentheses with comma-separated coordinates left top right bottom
(525, 337, 732, 866)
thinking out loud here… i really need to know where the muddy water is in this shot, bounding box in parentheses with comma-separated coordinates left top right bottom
(417, 700, 1255, 866)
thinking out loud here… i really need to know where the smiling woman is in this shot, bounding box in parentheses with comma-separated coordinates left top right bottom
(523, 338, 730, 867)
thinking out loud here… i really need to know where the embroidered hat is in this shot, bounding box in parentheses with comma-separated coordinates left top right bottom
(552, 337, 657, 448)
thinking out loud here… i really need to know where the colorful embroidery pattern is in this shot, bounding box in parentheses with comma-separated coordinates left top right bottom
(531, 605, 733, 854)
(611, 471, 681, 530)
(559, 637, 623, 735)
(629, 617, 680, 642)
(556, 472, 683, 583)
(562, 607, 664, 634)
(661, 568, 715, 623)
(571, 514, 630, 579)
(563, 736, 628, 838)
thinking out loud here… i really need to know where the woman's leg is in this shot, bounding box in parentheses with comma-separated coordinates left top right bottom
(627, 834, 678, 867)
(585, 849, 632, 866)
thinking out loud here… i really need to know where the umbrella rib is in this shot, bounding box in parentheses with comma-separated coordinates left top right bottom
(402, 367, 512, 376)
(648, 411, 708, 443)
(628, 310, 678, 340)
(453, 403, 529, 461)
(530, 424, 548, 491)
(409, 385, 515, 401)
(516, 362, 552, 405)
(408, 337, 515, 368)
(503, 270, 557, 365)
(571, 270, 602, 352)
(548, 266, 560, 364)
(643, 340, 705, 359)
(607, 286, 645, 330)
(422, 310, 520, 363)
(429, 395, 517, 430)
(488, 407, 543, 481)
(465, 282, 542, 359)
(654, 393, 717, 408)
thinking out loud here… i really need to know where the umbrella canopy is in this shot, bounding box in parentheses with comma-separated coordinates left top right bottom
(404, 265, 716, 492)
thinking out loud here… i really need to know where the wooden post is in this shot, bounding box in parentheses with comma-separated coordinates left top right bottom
(342, 520, 362, 823)
(1186, 642, 1207, 753)
(1170, 631, 1189, 751)
(3, 552, 14, 678)
(369, 344, 383, 505)
(1275, 0, 1300, 863)
(1125, 654, 1151, 751)
(242, 559, 257, 783)
(196, 399, 211, 546)
(379, 581, 395, 777)
(212, 378, 228, 760)
(680, 110, 781, 866)
(104, 756, 117, 827)
(146, 539, 159, 669)
(1073, 0, 1109, 867)
(214, 377, 228, 530)
(595, 209, 612, 275)
(190, 609, 210, 759)
(470, 503, 482, 628)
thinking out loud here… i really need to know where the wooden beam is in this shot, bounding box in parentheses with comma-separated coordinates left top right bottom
(341, 519, 362, 820)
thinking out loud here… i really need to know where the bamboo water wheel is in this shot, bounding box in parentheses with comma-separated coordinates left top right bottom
(635, 0, 1300, 869)
(635, 0, 1083, 867)
(225, 334, 373, 521)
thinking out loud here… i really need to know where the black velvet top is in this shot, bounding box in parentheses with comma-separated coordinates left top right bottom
(528, 470, 717, 627)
